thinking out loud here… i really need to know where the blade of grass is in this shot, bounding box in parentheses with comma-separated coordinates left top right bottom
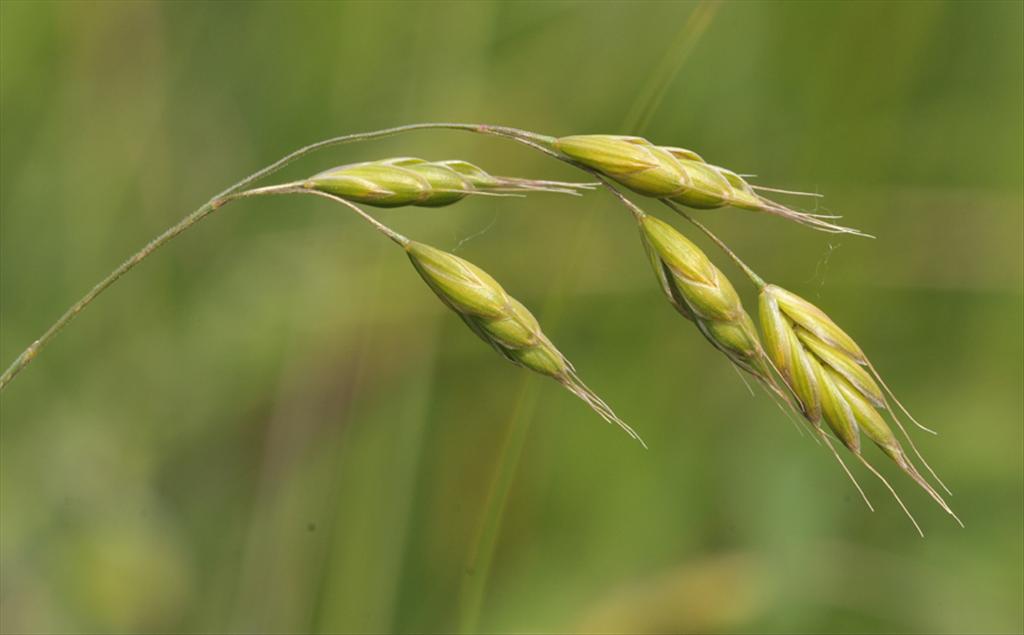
(457, 180, 606, 633)
(457, 373, 539, 634)
(622, 0, 720, 133)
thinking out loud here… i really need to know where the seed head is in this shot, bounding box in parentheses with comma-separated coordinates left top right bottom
(306, 157, 594, 208)
(638, 214, 779, 391)
(759, 284, 959, 530)
(405, 241, 644, 446)
(554, 134, 865, 236)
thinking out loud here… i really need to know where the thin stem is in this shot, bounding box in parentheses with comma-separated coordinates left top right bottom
(297, 190, 409, 246)
(662, 200, 766, 289)
(590, 176, 648, 222)
(1, 122, 551, 390)
(0, 201, 220, 390)
(208, 122, 553, 202)
(541, 152, 768, 288)
(220, 183, 411, 246)
(480, 131, 773, 292)
(461, 128, 774, 293)
(484, 136, 651, 227)
(212, 181, 307, 202)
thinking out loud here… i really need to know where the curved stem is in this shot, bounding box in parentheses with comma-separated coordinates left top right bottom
(207, 122, 554, 203)
(218, 184, 411, 246)
(590, 176, 648, 222)
(488, 135, 770, 290)
(459, 127, 774, 292)
(0, 122, 553, 390)
(296, 190, 410, 247)
(0, 201, 221, 390)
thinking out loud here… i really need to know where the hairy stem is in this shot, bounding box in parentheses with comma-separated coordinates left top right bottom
(0, 201, 220, 390)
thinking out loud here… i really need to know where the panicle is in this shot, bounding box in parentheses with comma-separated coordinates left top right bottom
(305, 157, 594, 208)
(405, 241, 644, 446)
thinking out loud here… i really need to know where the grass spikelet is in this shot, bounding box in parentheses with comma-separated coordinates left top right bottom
(758, 284, 961, 528)
(405, 241, 645, 447)
(553, 134, 868, 236)
(306, 157, 594, 208)
(634, 212, 788, 403)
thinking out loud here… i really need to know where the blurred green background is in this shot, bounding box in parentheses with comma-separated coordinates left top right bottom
(1, 1, 1021, 633)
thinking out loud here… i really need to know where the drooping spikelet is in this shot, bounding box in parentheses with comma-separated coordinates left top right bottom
(405, 241, 645, 446)
(637, 213, 783, 396)
(553, 135, 865, 236)
(759, 284, 959, 532)
(306, 157, 594, 208)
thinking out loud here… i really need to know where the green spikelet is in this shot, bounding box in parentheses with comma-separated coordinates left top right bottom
(759, 284, 959, 529)
(637, 214, 779, 392)
(554, 134, 865, 235)
(405, 241, 644, 446)
(554, 135, 690, 198)
(305, 157, 594, 208)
